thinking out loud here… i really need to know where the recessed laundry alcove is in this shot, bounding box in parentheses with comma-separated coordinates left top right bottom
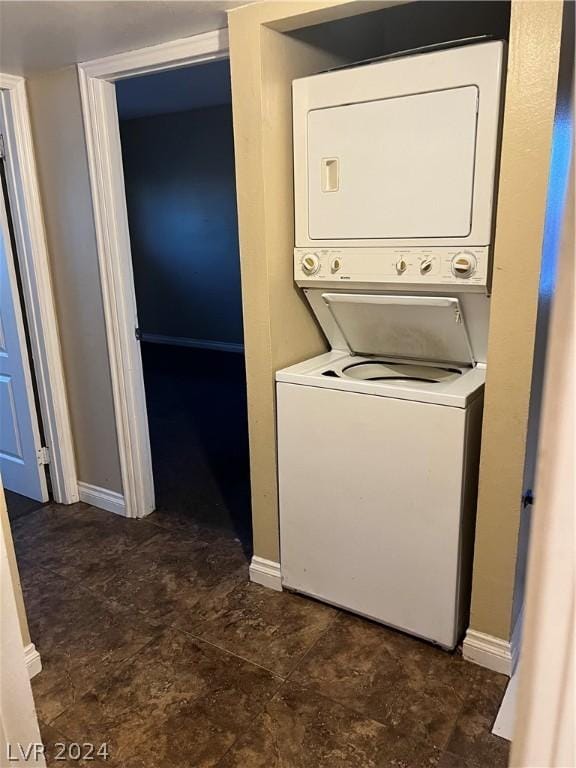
(228, 0, 563, 661)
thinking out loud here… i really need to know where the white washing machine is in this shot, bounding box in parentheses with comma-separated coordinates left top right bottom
(277, 292, 487, 650)
(276, 41, 505, 649)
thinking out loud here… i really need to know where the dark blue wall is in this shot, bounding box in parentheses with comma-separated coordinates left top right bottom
(119, 104, 243, 346)
(116, 59, 232, 120)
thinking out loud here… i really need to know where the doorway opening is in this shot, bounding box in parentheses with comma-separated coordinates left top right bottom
(115, 59, 252, 552)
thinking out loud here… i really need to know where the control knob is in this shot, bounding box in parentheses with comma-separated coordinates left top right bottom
(420, 257, 434, 275)
(301, 253, 320, 276)
(451, 252, 476, 278)
(396, 258, 407, 274)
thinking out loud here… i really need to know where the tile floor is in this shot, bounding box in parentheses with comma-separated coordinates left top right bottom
(12, 502, 510, 768)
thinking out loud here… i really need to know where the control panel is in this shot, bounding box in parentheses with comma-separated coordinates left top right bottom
(295, 247, 489, 289)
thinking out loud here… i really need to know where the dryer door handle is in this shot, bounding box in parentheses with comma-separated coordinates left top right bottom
(321, 158, 339, 192)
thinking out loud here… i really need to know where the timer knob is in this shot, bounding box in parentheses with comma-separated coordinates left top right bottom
(420, 257, 434, 275)
(396, 258, 407, 274)
(301, 253, 320, 276)
(451, 252, 476, 278)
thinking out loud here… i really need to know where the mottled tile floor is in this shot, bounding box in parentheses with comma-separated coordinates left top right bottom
(12, 502, 510, 768)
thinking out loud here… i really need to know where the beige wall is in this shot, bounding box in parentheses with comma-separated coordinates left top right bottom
(230, 0, 564, 641)
(469, 0, 564, 640)
(26, 67, 122, 493)
(229, 2, 353, 561)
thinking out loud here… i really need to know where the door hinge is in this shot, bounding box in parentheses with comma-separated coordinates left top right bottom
(0, 133, 5, 160)
(37, 446, 50, 465)
(135, 327, 142, 341)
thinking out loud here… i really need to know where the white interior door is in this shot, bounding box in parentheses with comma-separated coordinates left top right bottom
(0, 176, 48, 501)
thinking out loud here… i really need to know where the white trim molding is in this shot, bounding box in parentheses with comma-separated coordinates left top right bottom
(77, 29, 230, 519)
(24, 642, 42, 679)
(463, 628, 513, 676)
(140, 332, 244, 354)
(79, 28, 228, 81)
(78, 481, 126, 517)
(510, 605, 523, 673)
(249, 556, 282, 592)
(0, 74, 78, 504)
(493, 669, 518, 741)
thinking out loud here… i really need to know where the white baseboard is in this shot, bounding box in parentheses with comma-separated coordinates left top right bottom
(140, 333, 244, 355)
(249, 556, 282, 592)
(78, 482, 126, 517)
(24, 642, 42, 679)
(463, 628, 513, 676)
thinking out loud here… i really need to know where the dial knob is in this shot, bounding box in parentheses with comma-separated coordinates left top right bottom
(451, 252, 476, 278)
(420, 257, 433, 275)
(331, 257, 342, 274)
(301, 253, 320, 276)
(396, 258, 407, 274)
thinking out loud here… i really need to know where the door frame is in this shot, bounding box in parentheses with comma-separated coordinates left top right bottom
(0, 74, 78, 505)
(78, 29, 229, 518)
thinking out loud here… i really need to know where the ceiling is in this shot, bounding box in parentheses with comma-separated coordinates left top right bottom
(0, 1, 247, 78)
(116, 58, 231, 120)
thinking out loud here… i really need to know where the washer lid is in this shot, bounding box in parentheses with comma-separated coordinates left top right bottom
(321, 293, 475, 367)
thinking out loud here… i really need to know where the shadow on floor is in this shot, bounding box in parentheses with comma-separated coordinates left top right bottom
(4, 490, 48, 524)
(141, 342, 252, 556)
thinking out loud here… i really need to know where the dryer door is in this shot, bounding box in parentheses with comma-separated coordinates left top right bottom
(307, 86, 479, 241)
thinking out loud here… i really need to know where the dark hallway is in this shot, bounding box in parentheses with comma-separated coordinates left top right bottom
(141, 342, 252, 553)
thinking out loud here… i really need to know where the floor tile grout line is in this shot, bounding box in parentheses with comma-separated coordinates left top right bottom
(278, 610, 475, 743)
(283, 608, 342, 683)
(49, 624, 285, 767)
(47, 629, 166, 735)
(176, 624, 288, 680)
(212, 671, 293, 767)
(266, 670, 481, 767)
(14, 506, 161, 583)
(438, 669, 497, 761)
(45, 629, 165, 720)
(18, 524, 220, 604)
(24, 547, 339, 721)
(138, 515, 241, 543)
(19, 561, 125, 636)
(19, 559, 127, 615)
(13, 503, 251, 594)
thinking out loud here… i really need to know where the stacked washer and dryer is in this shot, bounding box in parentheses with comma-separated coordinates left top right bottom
(276, 41, 505, 650)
